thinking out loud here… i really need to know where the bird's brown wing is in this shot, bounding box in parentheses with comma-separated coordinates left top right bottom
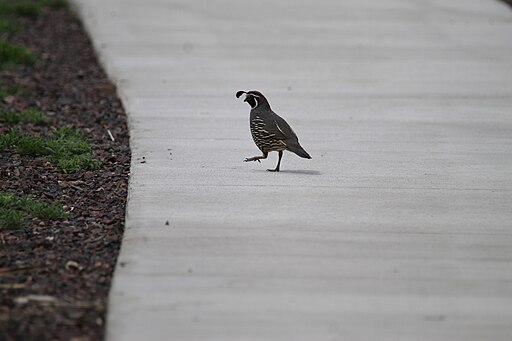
(263, 113, 297, 141)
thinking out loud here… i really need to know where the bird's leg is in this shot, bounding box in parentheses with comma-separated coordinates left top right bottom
(267, 151, 283, 172)
(244, 152, 268, 163)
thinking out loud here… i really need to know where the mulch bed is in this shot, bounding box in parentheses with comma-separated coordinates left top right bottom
(1, 5, 130, 341)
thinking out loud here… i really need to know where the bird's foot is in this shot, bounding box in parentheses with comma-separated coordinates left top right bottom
(244, 156, 262, 163)
(267, 168, 280, 172)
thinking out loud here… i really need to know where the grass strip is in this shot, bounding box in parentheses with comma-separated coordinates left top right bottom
(0, 107, 48, 124)
(0, 0, 66, 18)
(0, 126, 100, 173)
(0, 1, 39, 19)
(0, 40, 35, 69)
(0, 192, 66, 229)
(0, 83, 25, 98)
(0, 18, 18, 33)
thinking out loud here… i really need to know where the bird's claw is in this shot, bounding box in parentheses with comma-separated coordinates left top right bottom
(244, 157, 261, 163)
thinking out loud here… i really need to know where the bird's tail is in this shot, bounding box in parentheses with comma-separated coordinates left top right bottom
(289, 143, 311, 159)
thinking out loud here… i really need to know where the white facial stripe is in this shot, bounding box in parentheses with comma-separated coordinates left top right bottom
(250, 97, 258, 109)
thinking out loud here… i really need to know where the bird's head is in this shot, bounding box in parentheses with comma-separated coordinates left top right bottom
(236, 90, 270, 110)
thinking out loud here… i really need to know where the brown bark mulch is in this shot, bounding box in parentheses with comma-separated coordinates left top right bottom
(1, 5, 130, 341)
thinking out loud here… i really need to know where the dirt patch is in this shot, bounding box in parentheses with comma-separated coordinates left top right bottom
(1, 5, 129, 341)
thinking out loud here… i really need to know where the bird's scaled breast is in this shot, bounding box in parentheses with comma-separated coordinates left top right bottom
(250, 118, 286, 152)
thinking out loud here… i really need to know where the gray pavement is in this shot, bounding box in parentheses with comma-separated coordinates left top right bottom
(70, 0, 512, 340)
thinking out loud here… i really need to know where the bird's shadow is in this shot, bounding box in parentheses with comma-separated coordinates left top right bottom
(255, 169, 321, 175)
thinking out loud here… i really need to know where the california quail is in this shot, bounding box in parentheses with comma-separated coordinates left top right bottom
(236, 90, 311, 172)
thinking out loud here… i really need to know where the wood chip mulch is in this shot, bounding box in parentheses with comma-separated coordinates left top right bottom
(1, 5, 130, 341)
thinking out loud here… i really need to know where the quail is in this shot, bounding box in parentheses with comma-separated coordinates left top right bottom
(236, 90, 311, 172)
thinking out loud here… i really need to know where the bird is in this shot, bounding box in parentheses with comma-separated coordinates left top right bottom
(236, 90, 311, 172)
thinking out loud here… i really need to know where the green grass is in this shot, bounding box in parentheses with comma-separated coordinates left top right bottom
(15, 132, 46, 155)
(0, 126, 101, 173)
(0, 107, 48, 124)
(0, 18, 18, 33)
(0, 82, 24, 98)
(40, 0, 67, 9)
(0, 207, 24, 228)
(0, 2, 12, 16)
(0, 1, 39, 19)
(45, 126, 101, 172)
(0, 1, 66, 18)
(0, 192, 66, 229)
(13, 2, 40, 19)
(0, 40, 35, 69)
(0, 128, 19, 149)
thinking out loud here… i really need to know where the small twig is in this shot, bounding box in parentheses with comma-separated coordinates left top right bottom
(14, 294, 104, 309)
(0, 283, 27, 289)
(107, 129, 115, 142)
(14, 295, 57, 305)
(0, 265, 38, 275)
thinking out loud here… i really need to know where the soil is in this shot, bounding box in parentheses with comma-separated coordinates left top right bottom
(0, 5, 130, 341)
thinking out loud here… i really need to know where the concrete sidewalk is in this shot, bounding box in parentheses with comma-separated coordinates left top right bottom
(71, 0, 512, 340)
